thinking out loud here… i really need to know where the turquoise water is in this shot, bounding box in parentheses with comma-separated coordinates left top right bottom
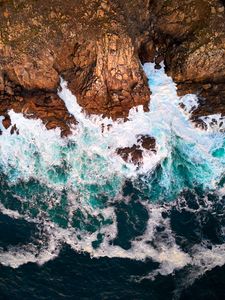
(0, 63, 224, 287)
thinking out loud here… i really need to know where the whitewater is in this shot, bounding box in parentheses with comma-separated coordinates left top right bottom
(0, 63, 224, 289)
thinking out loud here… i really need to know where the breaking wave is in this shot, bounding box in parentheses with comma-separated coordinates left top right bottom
(0, 63, 224, 291)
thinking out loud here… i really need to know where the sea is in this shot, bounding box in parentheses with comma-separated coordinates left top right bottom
(0, 63, 224, 299)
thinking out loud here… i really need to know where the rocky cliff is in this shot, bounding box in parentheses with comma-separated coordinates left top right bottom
(0, 0, 224, 136)
(0, 0, 152, 133)
(150, 0, 225, 123)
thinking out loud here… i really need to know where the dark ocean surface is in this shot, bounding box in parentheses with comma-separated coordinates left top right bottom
(0, 200, 225, 300)
(0, 64, 224, 299)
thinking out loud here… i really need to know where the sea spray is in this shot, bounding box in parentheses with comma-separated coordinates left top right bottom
(0, 63, 224, 285)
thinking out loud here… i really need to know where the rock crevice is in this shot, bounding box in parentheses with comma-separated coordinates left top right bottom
(0, 0, 224, 133)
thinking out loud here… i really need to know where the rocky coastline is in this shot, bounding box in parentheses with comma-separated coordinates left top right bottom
(0, 0, 224, 161)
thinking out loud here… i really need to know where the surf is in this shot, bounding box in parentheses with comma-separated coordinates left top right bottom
(0, 63, 224, 288)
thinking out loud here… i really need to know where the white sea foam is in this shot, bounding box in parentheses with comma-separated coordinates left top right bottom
(179, 93, 199, 114)
(0, 62, 224, 283)
(0, 203, 23, 220)
(199, 113, 225, 132)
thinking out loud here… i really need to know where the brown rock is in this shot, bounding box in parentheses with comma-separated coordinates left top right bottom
(178, 82, 225, 121)
(4, 84, 14, 95)
(2, 115, 11, 129)
(149, 0, 210, 40)
(163, 0, 225, 83)
(0, 72, 4, 92)
(139, 40, 156, 64)
(117, 135, 156, 164)
(218, 6, 224, 13)
(155, 55, 164, 65)
(0, 79, 77, 136)
(5, 52, 59, 91)
(211, 7, 216, 14)
(137, 135, 156, 151)
(64, 33, 150, 119)
(117, 145, 143, 164)
(1, 0, 224, 130)
(0, 0, 152, 120)
(154, 0, 225, 125)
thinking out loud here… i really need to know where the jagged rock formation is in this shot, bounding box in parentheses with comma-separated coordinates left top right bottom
(0, 0, 224, 135)
(0, 75, 76, 136)
(0, 0, 151, 131)
(149, 0, 225, 121)
(117, 135, 156, 164)
(63, 33, 150, 119)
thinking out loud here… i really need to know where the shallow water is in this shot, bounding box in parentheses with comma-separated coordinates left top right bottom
(0, 63, 224, 299)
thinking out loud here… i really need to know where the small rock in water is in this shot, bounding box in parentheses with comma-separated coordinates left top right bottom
(154, 64, 162, 70)
(116, 135, 156, 164)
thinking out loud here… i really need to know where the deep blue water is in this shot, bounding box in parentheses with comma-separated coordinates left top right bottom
(0, 247, 224, 300)
(0, 64, 224, 299)
(0, 183, 225, 299)
(0, 212, 225, 300)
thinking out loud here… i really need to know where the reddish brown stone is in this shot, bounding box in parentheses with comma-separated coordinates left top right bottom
(0, 0, 224, 129)
(0, 0, 152, 120)
(2, 115, 11, 129)
(0, 80, 77, 136)
(116, 135, 156, 165)
(177, 82, 225, 128)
